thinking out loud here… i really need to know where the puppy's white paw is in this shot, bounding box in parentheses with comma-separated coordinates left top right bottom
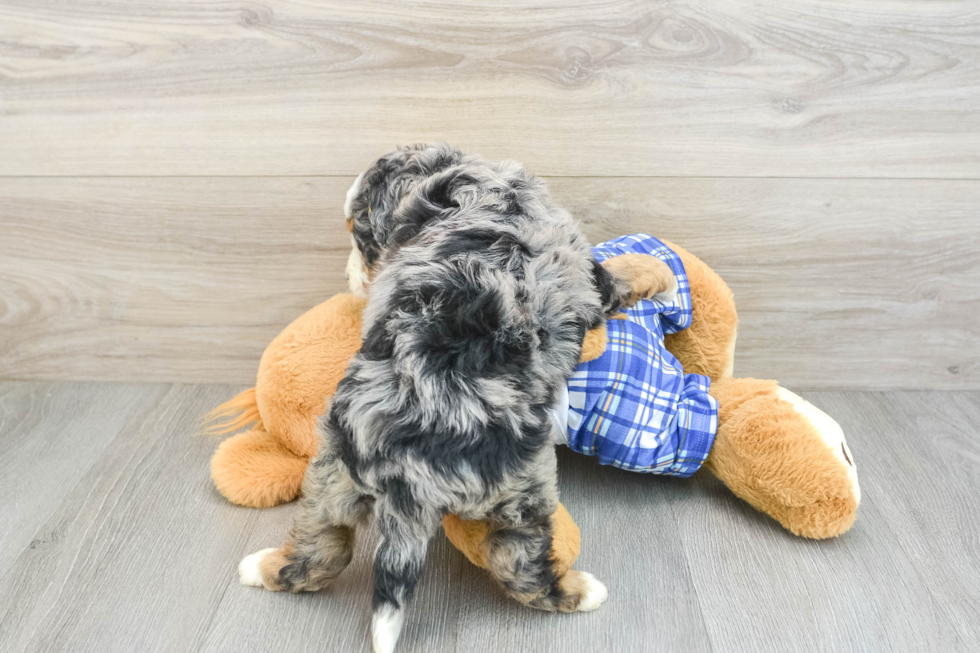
(239, 548, 276, 588)
(575, 572, 608, 612)
(372, 605, 404, 653)
(650, 274, 679, 305)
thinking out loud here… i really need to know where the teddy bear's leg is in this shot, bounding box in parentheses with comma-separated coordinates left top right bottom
(239, 455, 370, 593)
(705, 377, 860, 539)
(661, 240, 739, 381)
(210, 429, 308, 508)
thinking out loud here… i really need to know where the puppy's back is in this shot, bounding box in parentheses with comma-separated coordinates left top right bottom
(330, 162, 603, 496)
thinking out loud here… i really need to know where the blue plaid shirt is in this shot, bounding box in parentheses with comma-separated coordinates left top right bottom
(552, 234, 718, 477)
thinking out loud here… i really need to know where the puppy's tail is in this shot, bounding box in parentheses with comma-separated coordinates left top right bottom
(371, 496, 439, 653)
(200, 387, 264, 436)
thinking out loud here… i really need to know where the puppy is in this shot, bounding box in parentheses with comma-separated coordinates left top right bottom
(239, 144, 665, 652)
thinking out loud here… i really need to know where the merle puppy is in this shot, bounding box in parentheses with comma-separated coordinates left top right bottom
(239, 144, 643, 652)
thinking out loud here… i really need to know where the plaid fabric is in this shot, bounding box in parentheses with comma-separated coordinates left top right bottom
(561, 234, 718, 477)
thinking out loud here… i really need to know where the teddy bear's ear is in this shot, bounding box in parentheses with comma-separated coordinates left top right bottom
(580, 326, 608, 363)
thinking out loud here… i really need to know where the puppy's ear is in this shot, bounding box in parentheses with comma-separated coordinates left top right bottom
(349, 148, 422, 268)
(347, 174, 383, 270)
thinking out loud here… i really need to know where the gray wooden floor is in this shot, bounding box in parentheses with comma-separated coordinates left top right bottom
(1, 381, 977, 652)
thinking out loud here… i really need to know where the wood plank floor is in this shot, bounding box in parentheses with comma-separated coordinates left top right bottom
(1, 381, 977, 652)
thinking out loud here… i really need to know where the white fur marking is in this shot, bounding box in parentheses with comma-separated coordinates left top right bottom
(777, 387, 861, 504)
(238, 548, 277, 589)
(549, 384, 570, 446)
(344, 172, 365, 220)
(347, 235, 370, 297)
(372, 605, 404, 653)
(575, 572, 608, 612)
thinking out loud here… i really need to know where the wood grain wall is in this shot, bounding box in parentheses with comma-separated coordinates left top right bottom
(2, 0, 978, 178)
(1, 177, 976, 388)
(1, 0, 978, 389)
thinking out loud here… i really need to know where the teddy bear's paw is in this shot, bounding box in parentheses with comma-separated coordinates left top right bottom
(239, 547, 277, 589)
(776, 387, 861, 506)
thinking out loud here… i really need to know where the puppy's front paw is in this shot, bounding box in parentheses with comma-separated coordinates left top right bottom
(602, 254, 677, 308)
(558, 569, 609, 612)
(239, 548, 277, 589)
(650, 273, 679, 304)
(574, 571, 608, 612)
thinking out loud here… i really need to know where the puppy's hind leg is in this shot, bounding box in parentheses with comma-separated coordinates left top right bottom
(239, 454, 371, 593)
(485, 484, 607, 613)
(370, 488, 441, 653)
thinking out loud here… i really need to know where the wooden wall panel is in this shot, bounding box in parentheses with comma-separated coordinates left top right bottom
(1, 177, 976, 389)
(0, 0, 977, 177)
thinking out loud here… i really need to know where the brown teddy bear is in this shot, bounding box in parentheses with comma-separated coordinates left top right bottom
(207, 237, 860, 577)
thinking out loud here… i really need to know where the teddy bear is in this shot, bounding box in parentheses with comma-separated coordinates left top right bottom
(206, 234, 861, 577)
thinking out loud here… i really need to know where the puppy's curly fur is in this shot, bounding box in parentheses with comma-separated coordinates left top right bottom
(242, 144, 624, 652)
